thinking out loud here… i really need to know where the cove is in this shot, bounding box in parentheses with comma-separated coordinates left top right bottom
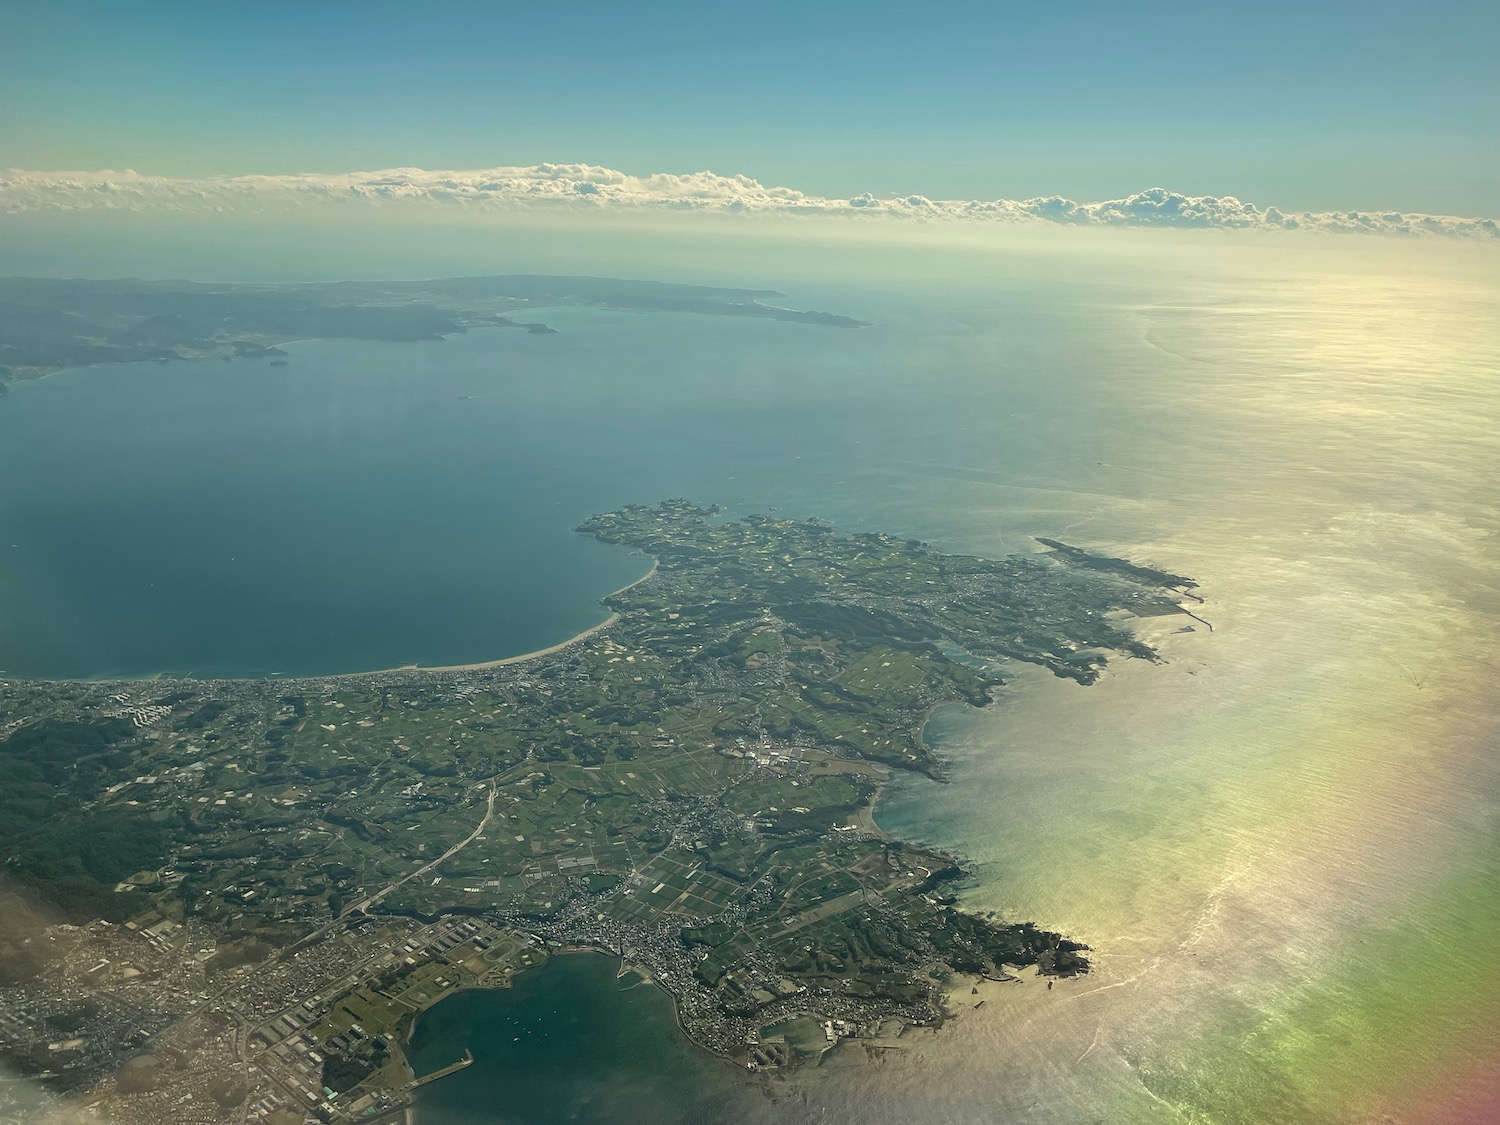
(407, 953, 758, 1125)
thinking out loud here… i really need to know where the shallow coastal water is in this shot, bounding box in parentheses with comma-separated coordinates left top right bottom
(3, 237, 1496, 1124)
(814, 251, 1500, 1125)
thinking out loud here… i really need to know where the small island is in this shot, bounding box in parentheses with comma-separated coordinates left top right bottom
(0, 502, 1198, 1124)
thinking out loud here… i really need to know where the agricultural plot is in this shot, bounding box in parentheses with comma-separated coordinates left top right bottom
(1, 498, 1189, 1110)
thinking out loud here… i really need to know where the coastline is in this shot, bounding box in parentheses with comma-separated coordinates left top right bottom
(406, 946, 738, 1078)
(2, 508, 1159, 1122)
(350, 558, 659, 678)
(0, 333, 320, 386)
(3, 558, 660, 686)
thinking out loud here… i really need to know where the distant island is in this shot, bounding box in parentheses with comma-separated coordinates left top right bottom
(0, 502, 1197, 1125)
(0, 274, 867, 385)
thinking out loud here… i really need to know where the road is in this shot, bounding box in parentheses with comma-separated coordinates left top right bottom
(349, 782, 499, 915)
(218, 782, 500, 1123)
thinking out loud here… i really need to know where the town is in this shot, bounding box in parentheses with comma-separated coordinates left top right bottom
(0, 501, 1196, 1123)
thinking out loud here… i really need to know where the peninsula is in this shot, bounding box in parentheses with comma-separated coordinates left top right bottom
(0, 502, 1198, 1125)
(0, 274, 866, 386)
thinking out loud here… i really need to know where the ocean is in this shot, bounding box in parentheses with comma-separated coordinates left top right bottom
(2, 233, 1496, 1123)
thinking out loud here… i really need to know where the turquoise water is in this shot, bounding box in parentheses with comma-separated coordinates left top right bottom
(4, 240, 1498, 1124)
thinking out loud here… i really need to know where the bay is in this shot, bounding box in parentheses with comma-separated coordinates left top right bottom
(3, 237, 1497, 1124)
(406, 953, 758, 1125)
(0, 289, 1105, 679)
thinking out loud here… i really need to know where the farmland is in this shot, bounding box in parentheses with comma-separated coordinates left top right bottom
(0, 500, 1194, 1122)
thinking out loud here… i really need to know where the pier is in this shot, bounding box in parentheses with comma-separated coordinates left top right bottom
(411, 1048, 473, 1088)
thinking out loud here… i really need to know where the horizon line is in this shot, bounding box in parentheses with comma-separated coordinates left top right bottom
(3, 163, 1497, 240)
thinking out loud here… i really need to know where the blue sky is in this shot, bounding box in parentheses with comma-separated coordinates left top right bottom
(3, 0, 1496, 215)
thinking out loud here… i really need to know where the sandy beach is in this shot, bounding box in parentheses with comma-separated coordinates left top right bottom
(342, 558, 659, 678)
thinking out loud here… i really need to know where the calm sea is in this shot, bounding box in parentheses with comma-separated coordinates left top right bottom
(2, 240, 1496, 1124)
(404, 953, 768, 1125)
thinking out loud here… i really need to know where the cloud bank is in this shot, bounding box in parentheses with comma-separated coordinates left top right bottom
(2, 164, 1495, 239)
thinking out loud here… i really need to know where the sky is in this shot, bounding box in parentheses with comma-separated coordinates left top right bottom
(1, 0, 1497, 217)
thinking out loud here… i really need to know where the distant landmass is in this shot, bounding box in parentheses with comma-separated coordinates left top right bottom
(0, 274, 867, 385)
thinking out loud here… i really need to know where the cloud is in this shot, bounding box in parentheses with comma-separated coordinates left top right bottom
(1, 164, 1495, 239)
